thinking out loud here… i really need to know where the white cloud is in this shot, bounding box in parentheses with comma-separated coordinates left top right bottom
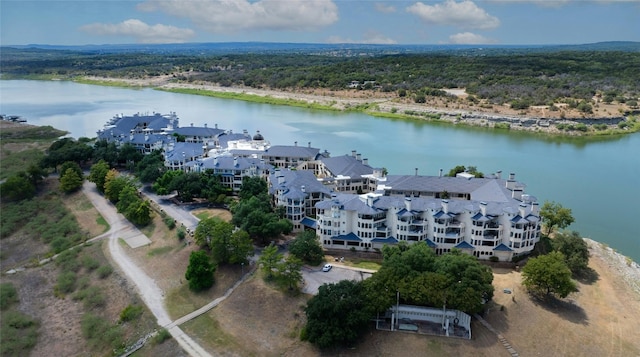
(407, 0, 500, 30)
(449, 32, 497, 44)
(138, 0, 339, 33)
(488, 0, 571, 8)
(375, 2, 396, 13)
(80, 19, 195, 43)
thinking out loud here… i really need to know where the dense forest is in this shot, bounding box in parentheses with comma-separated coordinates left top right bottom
(2, 45, 639, 107)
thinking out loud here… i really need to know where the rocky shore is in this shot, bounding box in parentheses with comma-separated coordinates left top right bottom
(585, 238, 640, 297)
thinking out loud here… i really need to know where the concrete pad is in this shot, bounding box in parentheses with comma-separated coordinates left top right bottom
(119, 227, 152, 248)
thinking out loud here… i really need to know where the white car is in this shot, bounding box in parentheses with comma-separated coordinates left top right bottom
(322, 264, 332, 272)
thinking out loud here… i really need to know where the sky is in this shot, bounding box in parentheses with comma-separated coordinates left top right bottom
(1, 0, 639, 46)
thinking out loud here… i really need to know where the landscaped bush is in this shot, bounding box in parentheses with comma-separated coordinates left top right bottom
(81, 313, 123, 351)
(153, 328, 172, 344)
(0, 310, 39, 356)
(163, 216, 176, 230)
(82, 256, 100, 271)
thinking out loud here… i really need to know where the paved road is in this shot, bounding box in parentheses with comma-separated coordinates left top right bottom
(83, 182, 212, 357)
(302, 265, 373, 294)
(142, 187, 200, 232)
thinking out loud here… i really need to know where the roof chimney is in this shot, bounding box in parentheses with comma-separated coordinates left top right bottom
(480, 201, 487, 216)
(442, 199, 449, 214)
(204, 123, 207, 128)
(308, 142, 311, 148)
(352, 150, 356, 158)
(405, 197, 412, 211)
(294, 141, 298, 146)
(439, 168, 443, 177)
(415, 168, 418, 176)
(519, 203, 527, 218)
(356, 153, 362, 161)
(512, 188, 523, 200)
(496, 170, 502, 179)
(506, 173, 516, 190)
(363, 158, 368, 165)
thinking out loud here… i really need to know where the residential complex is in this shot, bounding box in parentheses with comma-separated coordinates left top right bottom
(98, 113, 541, 261)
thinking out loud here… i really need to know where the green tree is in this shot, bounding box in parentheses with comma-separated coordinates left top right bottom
(59, 161, 83, 182)
(116, 184, 139, 213)
(238, 176, 268, 200)
(551, 230, 590, 275)
(288, 230, 324, 265)
(540, 201, 575, 235)
(185, 250, 216, 291)
(447, 165, 466, 177)
(364, 244, 492, 314)
(232, 196, 292, 244)
(305, 280, 373, 349)
(117, 143, 143, 169)
(88, 159, 110, 193)
(152, 170, 184, 195)
(258, 243, 283, 280)
(136, 150, 165, 183)
(276, 255, 304, 291)
(41, 137, 93, 170)
(228, 229, 254, 264)
(59, 167, 84, 193)
(0, 172, 36, 201)
(92, 140, 119, 167)
(125, 199, 152, 226)
(26, 164, 47, 187)
(522, 251, 578, 298)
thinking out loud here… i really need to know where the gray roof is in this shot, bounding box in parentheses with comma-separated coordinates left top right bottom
(382, 175, 521, 203)
(165, 142, 205, 161)
(319, 155, 374, 178)
(174, 126, 225, 137)
(269, 169, 332, 198)
(186, 156, 272, 171)
(263, 145, 321, 159)
(316, 193, 540, 218)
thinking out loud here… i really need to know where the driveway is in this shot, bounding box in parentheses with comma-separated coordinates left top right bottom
(142, 186, 200, 232)
(302, 265, 373, 294)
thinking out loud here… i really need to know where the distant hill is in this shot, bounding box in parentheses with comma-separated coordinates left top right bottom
(4, 41, 639, 56)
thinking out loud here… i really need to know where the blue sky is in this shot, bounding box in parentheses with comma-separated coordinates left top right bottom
(1, 0, 639, 46)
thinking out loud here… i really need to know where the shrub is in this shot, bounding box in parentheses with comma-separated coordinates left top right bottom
(96, 265, 113, 279)
(153, 328, 172, 344)
(0, 310, 39, 356)
(82, 256, 100, 271)
(119, 304, 144, 323)
(164, 216, 176, 230)
(489, 256, 499, 262)
(177, 229, 186, 241)
(74, 286, 106, 309)
(0, 283, 18, 310)
(55, 271, 77, 296)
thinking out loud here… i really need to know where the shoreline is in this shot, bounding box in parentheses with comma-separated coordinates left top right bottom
(585, 238, 640, 297)
(70, 76, 640, 138)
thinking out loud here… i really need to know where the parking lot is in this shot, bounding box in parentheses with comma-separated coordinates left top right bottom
(301, 265, 373, 294)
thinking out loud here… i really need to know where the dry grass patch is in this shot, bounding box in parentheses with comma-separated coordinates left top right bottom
(63, 188, 109, 238)
(191, 208, 232, 221)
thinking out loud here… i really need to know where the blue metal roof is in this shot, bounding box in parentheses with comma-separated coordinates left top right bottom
(424, 239, 437, 248)
(300, 217, 317, 229)
(455, 241, 475, 250)
(332, 233, 362, 242)
(493, 243, 513, 251)
(372, 237, 398, 244)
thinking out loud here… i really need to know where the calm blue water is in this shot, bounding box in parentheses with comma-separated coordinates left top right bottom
(1, 80, 639, 262)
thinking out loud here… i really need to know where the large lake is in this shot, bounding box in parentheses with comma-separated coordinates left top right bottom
(1, 80, 638, 262)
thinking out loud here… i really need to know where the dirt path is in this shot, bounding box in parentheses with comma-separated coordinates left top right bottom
(82, 182, 211, 357)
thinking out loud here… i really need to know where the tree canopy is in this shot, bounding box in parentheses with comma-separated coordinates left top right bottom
(288, 230, 324, 266)
(88, 160, 110, 193)
(363, 243, 493, 314)
(522, 251, 578, 298)
(304, 280, 374, 349)
(540, 201, 575, 235)
(194, 217, 253, 264)
(551, 230, 590, 276)
(185, 250, 216, 291)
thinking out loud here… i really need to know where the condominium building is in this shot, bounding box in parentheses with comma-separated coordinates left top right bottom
(315, 173, 541, 261)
